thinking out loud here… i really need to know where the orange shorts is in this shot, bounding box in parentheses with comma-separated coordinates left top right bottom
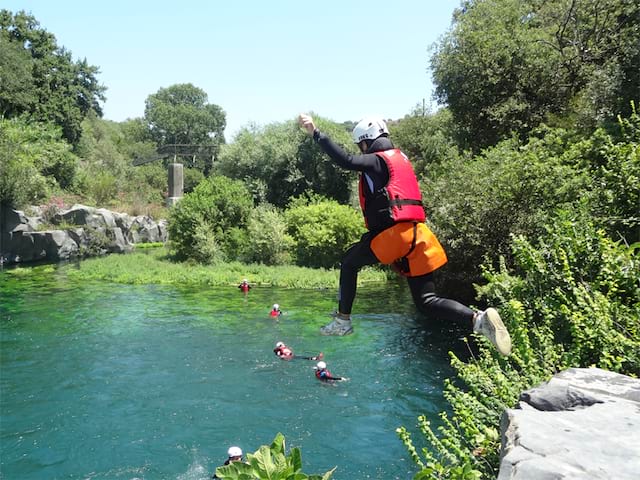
(370, 222, 447, 277)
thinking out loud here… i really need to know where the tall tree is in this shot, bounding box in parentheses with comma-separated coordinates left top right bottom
(431, 0, 640, 151)
(0, 10, 106, 144)
(390, 107, 462, 177)
(143, 83, 226, 174)
(0, 36, 36, 117)
(216, 117, 355, 208)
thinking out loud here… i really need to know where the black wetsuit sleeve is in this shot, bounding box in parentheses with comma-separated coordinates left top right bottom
(314, 130, 384, 174)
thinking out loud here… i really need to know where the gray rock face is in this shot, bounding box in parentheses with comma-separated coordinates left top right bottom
(1, 205, 168, 265)
(499, 367, 640, 480)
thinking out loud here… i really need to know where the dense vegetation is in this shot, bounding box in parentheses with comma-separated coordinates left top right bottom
(1, 1, 638, 479)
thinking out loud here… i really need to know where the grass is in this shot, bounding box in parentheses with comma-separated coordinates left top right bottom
(62, 247, 388, 289)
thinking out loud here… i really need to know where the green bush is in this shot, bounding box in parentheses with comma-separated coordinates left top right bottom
(285, 195, 365, 269)
(424, 129, 589, 287)
(183, 166, 205, 193)
(84, 170, 118, 205)
(398, 208, 640, 479)
(572, 108, 640, 243)
(191, 220, 226, 264)
(0, 117, 77, 207)
(243, 203, 294, 265)
(167, 175, 253, 262)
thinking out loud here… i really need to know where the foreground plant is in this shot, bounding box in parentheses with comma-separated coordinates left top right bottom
(214, 433, 335, 480)
(398, 210, 640, 479)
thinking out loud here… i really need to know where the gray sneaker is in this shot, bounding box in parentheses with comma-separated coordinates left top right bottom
(320, 314, 353, 336)
(474, 308, 512, 355)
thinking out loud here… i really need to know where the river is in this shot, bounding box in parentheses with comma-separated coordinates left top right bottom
(0, 264, 467, 479)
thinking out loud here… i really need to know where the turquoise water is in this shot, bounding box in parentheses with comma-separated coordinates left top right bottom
(0, 265, 466, 479)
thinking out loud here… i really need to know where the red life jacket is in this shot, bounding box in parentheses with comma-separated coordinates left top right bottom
(270, 309, 281, 317)
(315, 368, 332, 381)
(358, 149, 425, 231)
(275, 346, 293, 359)
(239, 284, 249, 292)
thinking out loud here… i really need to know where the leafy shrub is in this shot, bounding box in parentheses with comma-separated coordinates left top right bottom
(424, 128, 589, 288)
(80, 226, 111, 257)
(572, 107, 640, 243)
(0, 117, 77, 207)
(167, 175, 253, 262)
(85, 170, 118, 205)
(285, 195, 365, 269)
(398, 208, 640, 479)
(243, 203, 294, 265)
(214, 433, 335, 480)
(183, 166, 205, 193)
(191, 220, 226, 264)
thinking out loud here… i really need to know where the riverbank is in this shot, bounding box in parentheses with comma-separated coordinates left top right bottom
(34, 247, 388, 289)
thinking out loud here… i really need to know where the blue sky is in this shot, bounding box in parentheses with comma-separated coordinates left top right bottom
(5, 1, 459, 138)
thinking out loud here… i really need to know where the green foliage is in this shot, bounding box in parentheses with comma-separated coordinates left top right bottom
(74, 113, 168, 209)
(75, 112, 131, 181)
(431, 0, 640, 151)
(183, 166, 204, 193)
(0, 117, 78, 207)
(217, 116, 355, 208)
(117, 117, 157, 160)
(190, 220, 226, 264)
(0, 9, 106, 144)
(424, 130, 586, 287)
(572, 106, 640, 243)
(0, 35, 36, 117)
(242, 204, 294, 266)
(62, 247, 387, 288)
(480, 209, 640, 372)
(285, 196, 365, 269)
(398, 208, 639, 479)
(79, 226, 111, 257)
(390, 108, 462, 176)
(144, 83, 225, 174)
(82, 170, 118, 205)
(167, 175, 253, 262)
(214, 433, 335, 480)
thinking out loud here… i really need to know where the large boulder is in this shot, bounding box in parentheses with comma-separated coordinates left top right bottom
(1, 205, 164, 265)
(3, 209, 39, 232)
(499, 367, 640, 480)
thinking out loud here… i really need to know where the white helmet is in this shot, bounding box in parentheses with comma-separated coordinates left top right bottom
(276, 341, 284, 348)
(227, 446, 243, 457)
(273, 303, 279, 310)
(352, 117, 389, 144)
(316, 361, 327, 369)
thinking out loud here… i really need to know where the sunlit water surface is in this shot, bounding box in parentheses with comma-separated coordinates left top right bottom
(0, 265, 468, 479)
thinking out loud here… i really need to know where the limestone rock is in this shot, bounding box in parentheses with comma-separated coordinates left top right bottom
(1, 205, 165, 265)
(499, 367, 640, 480)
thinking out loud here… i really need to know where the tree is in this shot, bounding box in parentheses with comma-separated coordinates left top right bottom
(143, 83, 226, 174)
(0, 36, 36, 117)
(0, 117, 78, 207)
(431, 0, 640, 151)
(0, 9, 106, 144)
(167, 175, 253, 263)
(422, 129, 588, 291)
(390, 107, 462, 177)
(243, 204, 294, 265)
(285, 195, 365, 269)
(217, 116, 355, 208)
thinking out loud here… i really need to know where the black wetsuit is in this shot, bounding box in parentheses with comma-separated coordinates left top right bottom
(312, 130, 474, 326)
